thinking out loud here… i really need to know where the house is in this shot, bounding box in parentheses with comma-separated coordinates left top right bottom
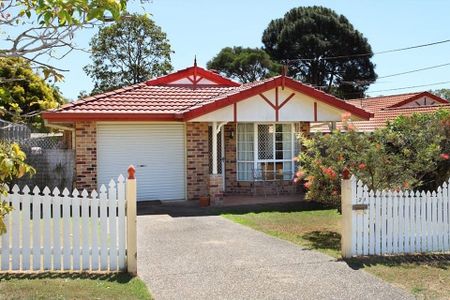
(42, 64, 372, 205)
(311, 92, 450, 132)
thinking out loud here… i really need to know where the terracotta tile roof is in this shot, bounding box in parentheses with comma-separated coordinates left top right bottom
(54, 84, 236, 114)
(345, 92, 421, 113)
(311, 92, 450, 132)
(43, 66, 372, 122)
(349, 104, 450, 132)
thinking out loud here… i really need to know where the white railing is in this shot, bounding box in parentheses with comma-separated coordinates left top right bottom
(0, 168, 137, 273)
(342, 176, 450, 257)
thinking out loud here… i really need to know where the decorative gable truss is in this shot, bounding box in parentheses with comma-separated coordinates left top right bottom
(187, 77, 372, 122)
(387, 92, 448, 109)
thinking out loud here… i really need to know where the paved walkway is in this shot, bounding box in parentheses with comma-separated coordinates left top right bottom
(137, 214, 413, 300)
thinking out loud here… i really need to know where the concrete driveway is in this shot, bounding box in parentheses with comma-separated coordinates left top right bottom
(137, 214, 412, 300)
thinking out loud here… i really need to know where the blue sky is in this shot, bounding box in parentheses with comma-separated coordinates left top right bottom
(46, 0, 450, 100)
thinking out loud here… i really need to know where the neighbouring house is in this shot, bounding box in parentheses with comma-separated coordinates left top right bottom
(42, 64, 372, 205)
(311, 92, 450, 132)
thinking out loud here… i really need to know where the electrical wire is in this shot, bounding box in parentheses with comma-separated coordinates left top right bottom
(284, 38, 450, 62)
(366, 80, 450, 94)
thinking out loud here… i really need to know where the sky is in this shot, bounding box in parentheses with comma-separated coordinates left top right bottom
(39, 0, 450, 100)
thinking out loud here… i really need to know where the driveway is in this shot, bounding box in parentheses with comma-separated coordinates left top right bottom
(137, 214, 412, 300)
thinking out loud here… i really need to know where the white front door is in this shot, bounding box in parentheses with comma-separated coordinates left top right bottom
(97, 123, 186, 201)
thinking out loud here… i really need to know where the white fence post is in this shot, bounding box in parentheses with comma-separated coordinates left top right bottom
(126, 165, 137, 275)
(341, 168, 353, 258)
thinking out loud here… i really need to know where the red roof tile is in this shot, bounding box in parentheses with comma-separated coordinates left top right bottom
(311, 92, 450, 132)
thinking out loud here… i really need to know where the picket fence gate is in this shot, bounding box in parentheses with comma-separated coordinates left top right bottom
(0, 169, 137, 273)
(341, 176, 450, 257)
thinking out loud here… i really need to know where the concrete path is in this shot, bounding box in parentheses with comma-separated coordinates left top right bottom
(137, 215, 413, 300)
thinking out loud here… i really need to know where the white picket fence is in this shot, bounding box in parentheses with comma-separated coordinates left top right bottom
(0, 174, 133, 272)
(341, 176, 450, 257)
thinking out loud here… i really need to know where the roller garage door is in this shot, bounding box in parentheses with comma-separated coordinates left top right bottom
(97, 123, 185, 201)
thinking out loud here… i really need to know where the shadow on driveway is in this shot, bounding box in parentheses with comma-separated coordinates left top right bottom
(137, 199, 328, 217)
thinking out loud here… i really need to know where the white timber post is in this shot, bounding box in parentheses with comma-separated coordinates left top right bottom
(341, 168, 353, 258)
(212, 122, 218, 175)
(126, 165, 138, 275)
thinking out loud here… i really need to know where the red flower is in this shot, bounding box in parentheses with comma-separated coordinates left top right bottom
(293, 177, 299, 183)
(296, 171, 305, 178)
(304, 181, 312, 190)
(358, 163, 366, 170)
(440, 153, 449, 160)
(321, 166, 337, 180)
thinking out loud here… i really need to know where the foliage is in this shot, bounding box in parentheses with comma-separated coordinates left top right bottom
(0, 57, 64, 129)
(0, 142, 35, 235)
(1, 0, 128, 79)
(297, 110, 450, 208)
(206, 47, 280, 83)
(262, 6, 376, 99)
(84, 13, 173, 94)
(382, 109, 450, 190)
(432, 88, 450, 100)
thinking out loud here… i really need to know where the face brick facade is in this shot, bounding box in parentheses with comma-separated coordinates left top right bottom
(185, 122, 210, 200)
(74, 122, 97, 191)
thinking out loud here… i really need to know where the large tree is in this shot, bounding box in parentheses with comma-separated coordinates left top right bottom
(262, 6, 377, 99)
(206, 47, 280, 83)
(84, 13, 173, 94)
(0, 57, 64, 129)
(1, 0, 127, 80)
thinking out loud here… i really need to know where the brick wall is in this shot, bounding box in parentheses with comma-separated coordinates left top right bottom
(75, 122, 97, 191)
(186, 122, 209, 200)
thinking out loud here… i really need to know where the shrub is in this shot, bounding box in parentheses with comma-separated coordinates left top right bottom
(297, 109, 450, 208)
(0, 142, 35, 234)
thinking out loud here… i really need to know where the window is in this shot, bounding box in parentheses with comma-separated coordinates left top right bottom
(236, 123, 300, 181)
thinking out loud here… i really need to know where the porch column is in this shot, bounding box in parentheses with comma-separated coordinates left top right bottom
(212, 122, 218, 175)
(209, 122, 225, 206)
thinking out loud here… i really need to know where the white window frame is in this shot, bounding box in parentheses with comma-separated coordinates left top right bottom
(236, 122, 297, 181)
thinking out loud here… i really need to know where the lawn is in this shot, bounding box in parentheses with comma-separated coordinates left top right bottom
(0, 272, 152, 300)
(224, 208, 450, 299)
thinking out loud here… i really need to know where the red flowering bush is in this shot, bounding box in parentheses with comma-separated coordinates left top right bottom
(297, 109, 450, 209)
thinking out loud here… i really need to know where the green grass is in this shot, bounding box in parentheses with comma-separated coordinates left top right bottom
(224, 209, 450, 299)
(0, 272, 152, 300)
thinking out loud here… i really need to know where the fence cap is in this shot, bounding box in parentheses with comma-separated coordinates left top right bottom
(128, 165, 136, 179)
(342, 167, 351, 180)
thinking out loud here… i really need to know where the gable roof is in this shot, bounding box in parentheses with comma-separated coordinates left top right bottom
(42, 66, 372, 122)
(311, 91, 449, 132)
(345, 91, 448, 113)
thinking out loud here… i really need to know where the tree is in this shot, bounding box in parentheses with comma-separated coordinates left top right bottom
(206, 47, 280, 83)
(432, 89, 450, 101)
(0, 57, 64, 129)
(84, 13, 173, 94)
(262, 6, 377, 99)
(0, 142, 35, 234)
(1, 0, 127, 80)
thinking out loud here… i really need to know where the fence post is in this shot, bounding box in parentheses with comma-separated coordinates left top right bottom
(126, 165, 137, 275)
(341, 168, 353, 258)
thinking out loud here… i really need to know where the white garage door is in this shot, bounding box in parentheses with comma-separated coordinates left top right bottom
(97, 123, 185, 201)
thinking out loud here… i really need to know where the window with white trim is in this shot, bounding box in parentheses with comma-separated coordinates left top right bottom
(236, 123, 300, 181)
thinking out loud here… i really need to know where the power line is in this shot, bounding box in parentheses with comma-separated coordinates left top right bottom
(378, 62, 450, 79)
(339, 61, 450, 85)
(284, 38, 450, 62)
(366, 80, 450, 94)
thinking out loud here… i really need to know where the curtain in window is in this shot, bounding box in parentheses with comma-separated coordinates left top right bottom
(237, 124, 254, 181)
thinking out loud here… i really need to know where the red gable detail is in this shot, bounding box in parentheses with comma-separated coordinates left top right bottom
(182, 76, 373, 121)
(386, 91, 448, 108)
(145, 65, 241, 87)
